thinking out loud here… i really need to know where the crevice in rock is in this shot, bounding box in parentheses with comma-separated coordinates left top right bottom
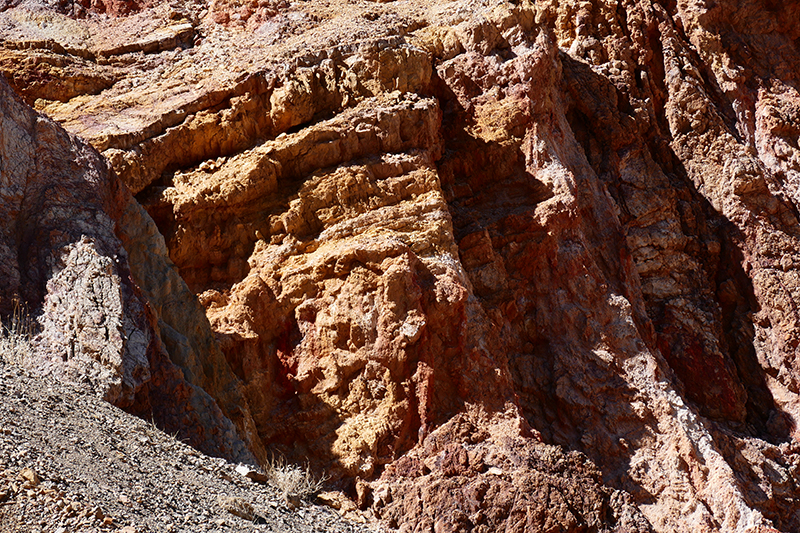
(559, 41, 788, 437)
(715, 222, 792, 443)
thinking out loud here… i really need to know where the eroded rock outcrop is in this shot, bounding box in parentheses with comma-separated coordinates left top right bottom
(3, 0, 800, 531)
(0, 76, 258, 464)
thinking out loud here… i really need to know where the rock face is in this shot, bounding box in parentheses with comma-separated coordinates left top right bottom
(2, 0, 800, 532)
(0, 76, 258, 464)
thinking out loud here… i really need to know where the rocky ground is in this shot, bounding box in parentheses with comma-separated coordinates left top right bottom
(0, 349, 379, 533)
(3, 0, 800, 531)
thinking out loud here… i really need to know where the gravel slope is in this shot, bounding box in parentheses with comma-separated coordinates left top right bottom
(0, 356, 381, 533)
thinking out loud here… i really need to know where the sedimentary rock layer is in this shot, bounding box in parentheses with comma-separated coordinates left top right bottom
(0, 76, 259, 464)
(2, 0, 800, 531)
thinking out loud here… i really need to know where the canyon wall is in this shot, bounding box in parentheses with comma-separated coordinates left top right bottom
(2, 0, 800, 531)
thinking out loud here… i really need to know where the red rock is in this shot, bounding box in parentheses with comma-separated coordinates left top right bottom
(2, 0, 800, 532)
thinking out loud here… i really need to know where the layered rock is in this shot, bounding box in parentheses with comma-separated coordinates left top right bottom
(0, 76, 258, 463)
(3, 0, 800, 532)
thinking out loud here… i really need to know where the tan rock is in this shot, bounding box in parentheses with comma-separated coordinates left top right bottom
(234, 464, 268, 483)
(218, 496, 257, 521)
(19, 468, 39, 485)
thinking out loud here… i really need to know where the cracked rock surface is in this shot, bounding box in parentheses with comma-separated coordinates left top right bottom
(3, 0, 800, 531)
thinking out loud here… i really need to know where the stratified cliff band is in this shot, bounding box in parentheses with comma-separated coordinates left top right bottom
(1, 0, 800, 531)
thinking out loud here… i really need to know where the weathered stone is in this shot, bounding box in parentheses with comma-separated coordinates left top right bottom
(235, 464, 268, 483)
(19, 467, 39, 485)
(0, 76, 257, 463)
(3, 0, 800, 532)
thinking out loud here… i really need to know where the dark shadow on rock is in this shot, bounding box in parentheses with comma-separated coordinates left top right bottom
(561, 52, 791, 445)
(431, 56, 658, 508)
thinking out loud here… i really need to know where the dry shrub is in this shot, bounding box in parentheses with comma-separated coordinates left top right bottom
(267, 455, 327, 504)
(0, 298, 34, 365)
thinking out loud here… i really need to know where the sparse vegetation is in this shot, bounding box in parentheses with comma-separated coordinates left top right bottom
(266, 455, 328, 504)
(0, 298, 34, 365)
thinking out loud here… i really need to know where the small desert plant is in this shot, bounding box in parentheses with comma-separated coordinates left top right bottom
(0, 298, 34, 365)
(219, 496, 259, 522)
(267, 454, 328, 504)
